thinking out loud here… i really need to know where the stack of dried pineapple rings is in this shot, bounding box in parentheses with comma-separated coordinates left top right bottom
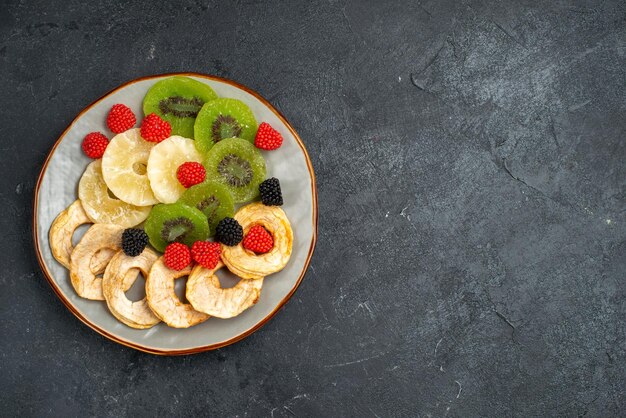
(49, 187, 293, 329)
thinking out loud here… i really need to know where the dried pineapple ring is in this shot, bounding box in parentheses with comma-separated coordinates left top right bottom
(146, 258, 209, 328)
(79, 159, 151, 227)
(221, 202, 293, 280)
(187, 262, 264, 318)
(102, 128, 158, 206)
(103, 248, 161, 329)
(70, 224, 124, 300)
(49, 200, 91, 269)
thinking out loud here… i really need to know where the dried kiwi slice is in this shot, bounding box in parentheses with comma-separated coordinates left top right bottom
(144, 202, 209, 252)
(143, 76, 218, 138)
(178, 181, 234, 236)
(194, 98, 258, 153)
(203, 137, 266, 203)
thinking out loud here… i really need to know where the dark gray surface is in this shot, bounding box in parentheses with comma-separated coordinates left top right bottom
(0, 0, 624, 416)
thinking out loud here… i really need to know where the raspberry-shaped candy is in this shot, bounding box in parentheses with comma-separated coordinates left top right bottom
(163, 242, 191, 270)
(177, 162, 206, 188)
(254, 122, 283, 150)
(106, 104, 136, 133)
(141, 113, 172, 143)
(242, 225, 274, 254)
(82, 132, 109, 159)
(191, 241, 221, 269)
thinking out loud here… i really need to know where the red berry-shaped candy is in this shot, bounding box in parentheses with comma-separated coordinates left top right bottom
(254, 122, 283, 150)
(141, 113, 172, 143)
(177, 162, 206, 188)
(106, 104, 136, 133)
(82, 132, 109, 159)
(191, 241, 221, 269)
(242, 225, 274, 254)
(163, 242, 191, 270)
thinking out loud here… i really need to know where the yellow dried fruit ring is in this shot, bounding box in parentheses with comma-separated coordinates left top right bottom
(79, 159, 151, 227)
(70, 224, 124, 300)
(146, 258, 209, 328)
(102, 248, 161, 329)
(187, 262, 263, 318)
(221, 202, 293, 280)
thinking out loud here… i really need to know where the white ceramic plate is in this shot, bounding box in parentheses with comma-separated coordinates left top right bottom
(33, 73, 317, 355)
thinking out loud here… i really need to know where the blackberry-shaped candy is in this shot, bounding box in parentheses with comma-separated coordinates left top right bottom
(259, 177, 283, 206)
(215, 217, 243, 246)
(121, 228, 149, 257)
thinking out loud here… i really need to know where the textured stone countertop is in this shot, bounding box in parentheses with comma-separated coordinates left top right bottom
(1, 0, 624, 416)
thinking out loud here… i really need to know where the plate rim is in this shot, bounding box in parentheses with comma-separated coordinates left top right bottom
(32, 72, 318, 355)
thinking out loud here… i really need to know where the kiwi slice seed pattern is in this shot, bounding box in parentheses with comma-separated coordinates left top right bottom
(178, 181, 235, 236)
(144, 202, 209, 252)
(212, 115, 242, 143)
(143, 76, 218, 138)
(159, 96, 204, 118)
(197, 196, 219, 217)
(203, 137, 266, 203)
(218, 154, 253, 187)
(161, 217, 195, 243)
(194, 98, 258, 153)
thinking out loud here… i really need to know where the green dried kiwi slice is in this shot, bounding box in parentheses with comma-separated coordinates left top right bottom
(143, 76, 218, 138)
(203, 137, 266, 203)
(193, 98, 258, 153)
(144, 202, 209, 252)
(178, 181, 234, 236)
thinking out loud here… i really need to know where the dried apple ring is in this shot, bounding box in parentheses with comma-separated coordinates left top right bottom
(103, 248, 161, 329)
(146, 258, 209, 328)
(187, 262, 263, 318)
(90, 248, 118, 274)
(49, 200, 91, 269)
(70, 224, 123, 300)
(221, 202, 293, 280)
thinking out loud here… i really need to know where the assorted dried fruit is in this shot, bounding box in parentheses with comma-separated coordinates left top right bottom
(49, 76, 294, 329)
